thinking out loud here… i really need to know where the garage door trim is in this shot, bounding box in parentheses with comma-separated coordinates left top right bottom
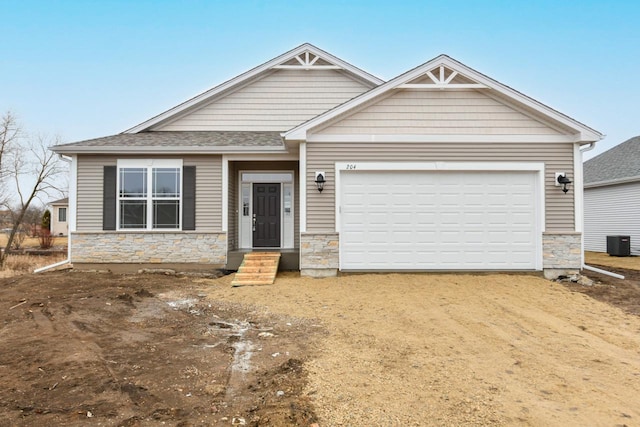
(335, 162, 545, 271)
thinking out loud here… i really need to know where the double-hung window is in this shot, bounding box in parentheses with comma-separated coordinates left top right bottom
(117, 159, 182, 230)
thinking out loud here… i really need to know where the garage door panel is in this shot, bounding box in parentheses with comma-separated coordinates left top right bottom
(340, 170, 539, 270)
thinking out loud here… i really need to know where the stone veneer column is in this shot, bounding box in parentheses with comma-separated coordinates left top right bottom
(542, 232, 582, 279)
(70, 232, 227, 264)
(300, 232, 339, 277)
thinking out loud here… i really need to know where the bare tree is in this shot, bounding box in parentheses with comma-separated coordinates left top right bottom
(0, 111, 21, 206)
(0, 112, 64, 268)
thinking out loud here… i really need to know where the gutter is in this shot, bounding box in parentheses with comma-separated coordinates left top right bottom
(582, 264, 625, 280)
(35, 155, 73, 273)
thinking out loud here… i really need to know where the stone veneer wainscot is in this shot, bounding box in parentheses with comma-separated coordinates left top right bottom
(542, 232, 582, 279)
(300, 232, 339, 277)
(71, 232, 226, 264)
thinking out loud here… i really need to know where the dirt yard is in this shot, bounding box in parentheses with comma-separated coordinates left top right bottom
(1, 267, 640, 426)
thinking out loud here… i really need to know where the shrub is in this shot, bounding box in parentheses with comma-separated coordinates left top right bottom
(38, 229, 55, 249)
(42, 210, 51, 230)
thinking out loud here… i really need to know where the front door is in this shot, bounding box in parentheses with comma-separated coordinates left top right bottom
(253, 183, 281, 247)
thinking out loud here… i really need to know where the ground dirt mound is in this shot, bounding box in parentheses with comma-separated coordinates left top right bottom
(0, 271, 320, 426)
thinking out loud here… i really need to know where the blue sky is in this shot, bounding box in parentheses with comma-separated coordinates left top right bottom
(2, 0, 639, 160)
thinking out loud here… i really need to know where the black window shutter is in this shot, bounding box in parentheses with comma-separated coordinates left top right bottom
(103, 166, 117, 230)
(183, 166, 196, 230)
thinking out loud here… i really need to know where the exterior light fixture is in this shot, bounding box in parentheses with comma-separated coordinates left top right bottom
(556, 173, 572, 194)
(314, 172, 326, 192)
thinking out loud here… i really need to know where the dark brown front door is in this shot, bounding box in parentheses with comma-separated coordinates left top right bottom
(253, 183, 280, 247)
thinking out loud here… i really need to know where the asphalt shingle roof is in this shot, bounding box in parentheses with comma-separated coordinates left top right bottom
(49, 197, 69, 205)
(52, 131, 284, 153)
(584, 136, 640, 185)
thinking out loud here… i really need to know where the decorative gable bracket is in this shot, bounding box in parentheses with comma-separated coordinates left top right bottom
(273, 51, 342, 70)
(397, 65, 487, 90)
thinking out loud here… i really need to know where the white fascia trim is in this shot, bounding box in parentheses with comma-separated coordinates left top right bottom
(299, 142, 307, 232)
(435, 57, 603, 142)
(222, 156, 229, 232)
(124, 44, 383, 134)
(53, 146, 288, 155)
(307, 134, 580, 144)
(221, 153, 298, 161)
(334, 161, 545, 172)
(573, 144, 584, 234)
(573, 144, 585, 266)
(69, 155, 78, 233)
(584, 176, 640, 189)
(285, 55, 603, 142)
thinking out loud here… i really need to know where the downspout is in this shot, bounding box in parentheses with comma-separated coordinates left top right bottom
(577, 142, 623, 279)
(34, 154, 73, 273)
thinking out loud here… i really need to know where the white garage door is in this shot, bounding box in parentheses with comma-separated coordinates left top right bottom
(339, 170, 539, 270)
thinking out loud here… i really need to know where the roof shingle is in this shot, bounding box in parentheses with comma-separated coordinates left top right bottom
(52, 131, 284, 153)
(584, 136, 640, 185)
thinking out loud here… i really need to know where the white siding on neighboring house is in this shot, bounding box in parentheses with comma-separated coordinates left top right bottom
(584, 182, 640, 253)
(314, 90, 571, 136)
(50, 205, 68, 236)
(155, 69, 372, 132)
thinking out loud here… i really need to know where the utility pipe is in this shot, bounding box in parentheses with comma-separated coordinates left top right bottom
(583, 264, 625, 280)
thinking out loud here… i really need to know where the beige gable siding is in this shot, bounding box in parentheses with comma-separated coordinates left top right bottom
(306, 142, 574, 232)
(156, 70, 372, 132)
(76, 155, 222, 231)
(315, 90, 569, 135)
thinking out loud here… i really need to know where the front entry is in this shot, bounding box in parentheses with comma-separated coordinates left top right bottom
(253, 183, 281, 247)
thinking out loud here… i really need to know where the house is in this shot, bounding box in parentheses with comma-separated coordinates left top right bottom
(48, 197, 69, 236)
(52, 43, 602, 279)
(584, 136, 640, 253)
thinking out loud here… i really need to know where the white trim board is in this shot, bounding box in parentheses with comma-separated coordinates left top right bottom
(307, 134, 582, 144)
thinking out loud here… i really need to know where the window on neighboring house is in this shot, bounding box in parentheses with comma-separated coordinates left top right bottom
(58, 207, 67, 223)
(117, 160, 182, 230)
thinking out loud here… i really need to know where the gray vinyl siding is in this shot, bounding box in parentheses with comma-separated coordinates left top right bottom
(315, 90, 568, 135)
(228, 162, 238, 250)
(76, 155, 222, 231)
(305, 142, 575, 232)
(155, 69, 372, 132)
(77, 156, 116, 231)
(584, 182, 640, 253)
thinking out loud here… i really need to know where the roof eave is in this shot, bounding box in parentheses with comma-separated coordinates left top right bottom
(584, 176, 640, 189)
(51, 145, 288, 155)
(284, 54, 603, 142)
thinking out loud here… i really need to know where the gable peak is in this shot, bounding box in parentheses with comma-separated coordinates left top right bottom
(274, 46, 342, 71)
(401, 63, 486, 89)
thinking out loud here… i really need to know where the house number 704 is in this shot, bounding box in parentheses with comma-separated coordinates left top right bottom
(346, 164, 357, 170)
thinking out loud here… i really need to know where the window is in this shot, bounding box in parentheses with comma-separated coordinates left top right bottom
(58, 207, 67, 222)
(117, 160, 182, 230)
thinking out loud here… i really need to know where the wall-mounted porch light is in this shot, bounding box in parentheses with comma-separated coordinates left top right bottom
(556, 172, 572, 194)
(314, 172, 326, 193)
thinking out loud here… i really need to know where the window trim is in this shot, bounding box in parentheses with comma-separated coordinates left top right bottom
(116, 159, 183, 231)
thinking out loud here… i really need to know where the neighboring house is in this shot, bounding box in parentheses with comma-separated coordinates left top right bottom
(49, 197, 69, 236)
(52, 43, 602, 278)
(584, 136, 640, 253)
